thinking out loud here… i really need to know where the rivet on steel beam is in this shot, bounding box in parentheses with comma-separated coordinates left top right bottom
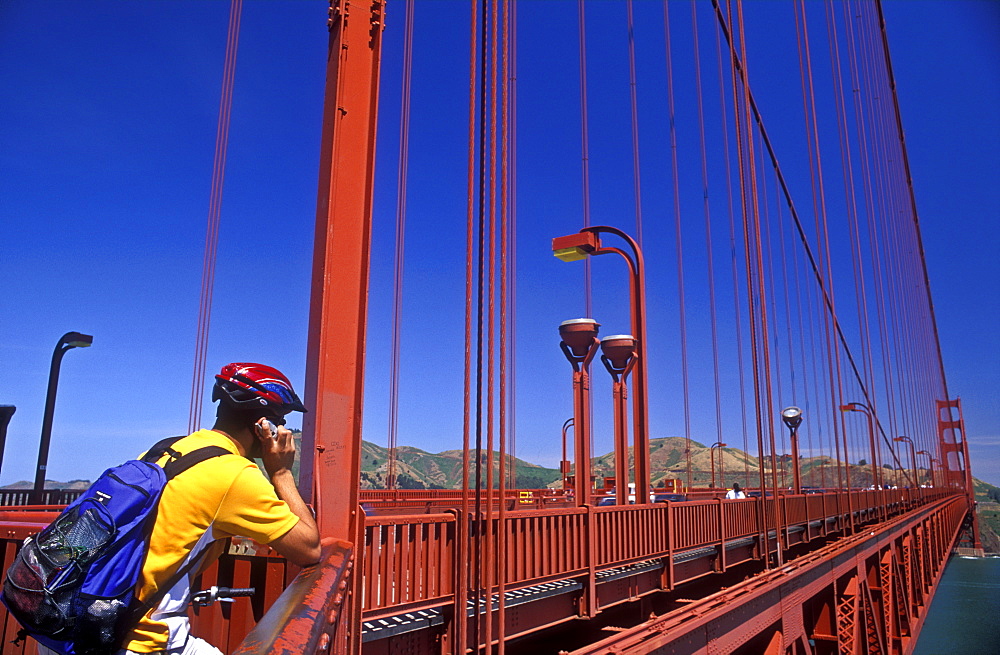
(317, 633, 330, 652)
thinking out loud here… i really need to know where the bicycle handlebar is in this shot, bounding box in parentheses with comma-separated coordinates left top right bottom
(190, 586, 256, 607)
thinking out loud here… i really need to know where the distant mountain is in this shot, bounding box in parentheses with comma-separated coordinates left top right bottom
(359, 440, 562, 490)
(588, 436, 917, 491)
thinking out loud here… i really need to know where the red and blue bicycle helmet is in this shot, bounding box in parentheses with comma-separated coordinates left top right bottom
(213, 363, 307, 416)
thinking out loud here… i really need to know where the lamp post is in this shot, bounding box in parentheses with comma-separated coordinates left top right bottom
(561, 418, 574, 491)
(33, 332, 93, 504)
(0, 405, 15, 480)
(840, 401, 887, 520)
(709, 441, 726, 490)
(780, 407, 803, 495)
(559, 319, 600, 506)
(839, 403, 881, 491)
(600, 335, 637, 505)
(553, 226, 651, 504)
(917, 450, 935, 489)
(894, 436, 918, 500)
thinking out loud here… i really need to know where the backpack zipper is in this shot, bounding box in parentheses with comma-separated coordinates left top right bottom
(108, 472, 152, 498)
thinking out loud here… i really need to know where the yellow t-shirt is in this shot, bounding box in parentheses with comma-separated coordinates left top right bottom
(121, 430, 299, 653)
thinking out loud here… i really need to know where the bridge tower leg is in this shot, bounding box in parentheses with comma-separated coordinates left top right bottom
(936, 398, 982, 552)
(301, 0, 385, 652)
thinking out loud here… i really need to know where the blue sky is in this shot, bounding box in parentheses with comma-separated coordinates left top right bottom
(1, 1, 997, 487)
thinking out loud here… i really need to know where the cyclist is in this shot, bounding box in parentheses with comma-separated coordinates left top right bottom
(97, 363, 318, 655)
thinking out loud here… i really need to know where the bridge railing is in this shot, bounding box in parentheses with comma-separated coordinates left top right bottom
(356, 486, 946, 623)
(362, 513, 456, 615)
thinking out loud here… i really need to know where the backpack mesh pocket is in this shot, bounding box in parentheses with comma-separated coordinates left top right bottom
(2, 503, 114, 636)
(43, 504, 114, 567)
(71, 594, 132, 654)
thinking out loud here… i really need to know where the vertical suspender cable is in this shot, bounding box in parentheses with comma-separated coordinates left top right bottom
(625, 0, 645, 249)
(497, 2, 511, 645)
(460, 0, 480, 649)
(725, 0, 769, 510)
(690, 1, 726, 471)
(662, 1, 693, 491)
(386, 0, 415, 492)
(472, 0, 489, 639)
(484, 0, 499, 646)
(793, 0, 847, 498)
(578, 0, 594, 317)
(188, 0, 241, 434)
(713, 7, 751, 488)
(507, 0, 518, 490)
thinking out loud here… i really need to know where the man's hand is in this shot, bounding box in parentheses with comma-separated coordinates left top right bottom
(254, 418, 321, 566)
(256, 418, 297, 479)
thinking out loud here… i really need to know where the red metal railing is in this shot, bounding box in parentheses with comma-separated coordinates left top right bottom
(362, 513, 456, 615)
(356, 487, 949, 624)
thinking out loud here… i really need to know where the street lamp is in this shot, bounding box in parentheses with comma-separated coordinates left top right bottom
(553, 226, 651, 504)
(559, 319, 600, 506)
(894, 436, 919, 499)
(780, 407, 803, 495)
(32, 332, 93, 504)
(0, 405, 15, 480)
(709, 441, 727, 491)
(917, 450, 935, 489)
(600, 334, 637, 505)
(839, 403, 882, 491)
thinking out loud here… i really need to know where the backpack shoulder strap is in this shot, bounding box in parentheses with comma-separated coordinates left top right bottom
(140, 436, 233, 479)
(140, 436, 186, 464)
(162, 446, 231, 481)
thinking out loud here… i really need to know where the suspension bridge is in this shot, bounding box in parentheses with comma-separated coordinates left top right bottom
(0, 1, 983, 653)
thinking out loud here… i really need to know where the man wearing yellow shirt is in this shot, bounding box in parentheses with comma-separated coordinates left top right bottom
(38, 363, 320, 655)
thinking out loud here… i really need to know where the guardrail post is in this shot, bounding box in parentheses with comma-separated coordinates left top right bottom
(662, 501, 675, 591)
(717, 498, 726, 573)
(580, 504, 597, 617)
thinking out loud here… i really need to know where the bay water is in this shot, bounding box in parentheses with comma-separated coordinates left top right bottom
(913, 555, 1000, 654)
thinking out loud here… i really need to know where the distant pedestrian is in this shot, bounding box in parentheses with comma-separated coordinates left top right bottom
(725, 483, 746, 499)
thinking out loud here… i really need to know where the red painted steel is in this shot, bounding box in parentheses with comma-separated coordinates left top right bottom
(558, 319, 600, 507)
(231, 540, 354, 655)
(583, 227, 652, 506)
(353, 489, 940, 617)
(300, 0, 385, 543)
(936, 399, 981, 551)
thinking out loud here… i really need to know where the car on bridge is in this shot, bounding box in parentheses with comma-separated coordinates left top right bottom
(652, 493, 688, 503)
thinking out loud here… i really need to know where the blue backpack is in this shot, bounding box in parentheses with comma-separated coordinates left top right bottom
(1, 437, 228, 655)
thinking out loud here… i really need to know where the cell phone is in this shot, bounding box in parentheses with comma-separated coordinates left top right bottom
(258, 418, 278, 439)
